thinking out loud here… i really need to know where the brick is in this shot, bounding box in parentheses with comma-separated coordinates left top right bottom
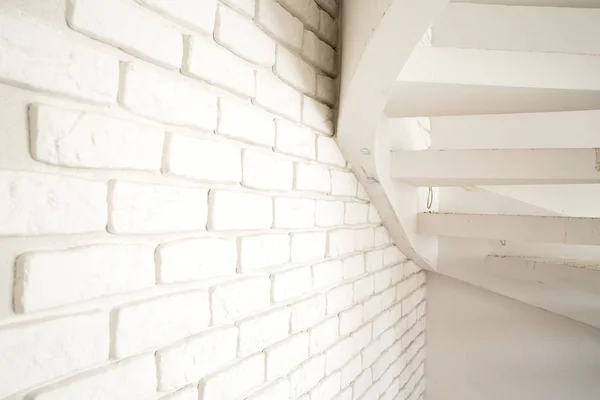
(120, 62, 217, 130)
(0, 313, 108, 398)
(69, 0, 182, 69)
(274, 197, 315, 228)
(221, 0, 255, 17)
(375, 226, 391, 247)
(345, 202, 369, 225)
(362, 383, 380, 400)
(199, 354, 265, 400)
(309, 317, 339, 355)
(381, 287, 396, 309)
(156, 237, 237, 283)
(275, 46, 316, 94)
(242, 150, 294, 191)
(339, 304, 362, 335)
(29, 104, 163, 171)
(0, 171, 106, 235)
(331, 170, 358, 196)
(303, 96, 333, 134)
(275, 119, 316, 160)
(159, 386, 198, 400)
(354, 276, 375, 301)
(247, 379, 290, 400)
(366, 250, 384, 272)
(322, 0, 340, 22)
(342, 254, 365, 279)
(257, 0, 303, 49)
(362, 339, 381, 369)
(291, 295, 326, 333)
(325, 338, 353, 373)
(318, 9, 338, 47)
(368, 204, 381, 223)
(29, 354, 156, 400)
(15, 244, 154, 313)
(315, 200, 344, 227)
(295, 163, 331, 193)
(272, 267, 313, 302)
(108, 181, 207, 234)
(334, 387, 352, 400)
(218, 98, 275, 147)
(363, 295, 382, 321)
(266, 333, 309, 379)
(353, 368, 373, 398)
(373, 351, 395, 381)
(184, 36, 255, 97)
(135, 0, 217, 35)
(255, 70, 301, 120)
(208, 190, 272, 231)
(0, 14, 118, 103)
(341, 355, 361, 387)
(279, 0, 319, 31)
(312, 260, 343, 289)
(317, 135, 345, 166)
(156, 327, 237, 390)
(355, 228, 375, 252)
(113, 291, 209, 357)
(239, 234, 290, 272)
(384, 246, 405, 267)
(290, 355, 325, 397)
(316, 75, 336, 105)
(164, 133, 241, 183)
(238, 308, 291, 357)
(211, 277, 270, 324)
(352, 323, 373, 351)
(215, 5, 275, 66)
(357, 183, 369, 201)
(302, 30, 336, 75)
(375, 269, 392, 293)
(327, 229, 355, 257)
(326, 283, 353, 315)
(291, 232, 327, 263)
(310, 371, 341, 399)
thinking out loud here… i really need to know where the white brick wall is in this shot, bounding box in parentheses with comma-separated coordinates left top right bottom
(0, 2, 427, 400)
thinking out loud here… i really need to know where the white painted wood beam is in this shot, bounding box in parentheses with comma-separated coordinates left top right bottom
(433, 3, 600, 55)
(484, 255, 600, 296)
(428, 110, 600, 150)
(399, 47, 600, 91)
(385, 82, 600, 117)
(391, 148, 600, 186)
(418, 213, 600, 246)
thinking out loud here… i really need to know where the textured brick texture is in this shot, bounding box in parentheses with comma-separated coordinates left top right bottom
(0, 1, 427, 399)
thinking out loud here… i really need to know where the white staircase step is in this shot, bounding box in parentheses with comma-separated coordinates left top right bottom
(433, 3, 600, 54)
(391, 148, 600, 186)
(455, 0, 600, 8)
(386, 81, 600, 117)
(399, 47, 600, 91)
(484, 255, 600, 295)
(428, 110, 600, 149)
(418, 212, 600, 245)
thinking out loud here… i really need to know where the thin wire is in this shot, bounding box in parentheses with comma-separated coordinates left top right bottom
(427, 187, 433, 210)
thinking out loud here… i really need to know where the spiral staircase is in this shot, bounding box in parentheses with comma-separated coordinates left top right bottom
(338, 0, 600, 329)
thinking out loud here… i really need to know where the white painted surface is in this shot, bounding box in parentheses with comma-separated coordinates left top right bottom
(399, 47, 600, 90)
(418, 213, 600, 246)
(428, 110, 600, 150)
(391, 148, 600, 186)
(433, 3, 600, 54)
(0, 1, 424, 399)
(426, 275, 600, 400)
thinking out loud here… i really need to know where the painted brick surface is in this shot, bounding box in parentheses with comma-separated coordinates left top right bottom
(0, 2, 427, 400)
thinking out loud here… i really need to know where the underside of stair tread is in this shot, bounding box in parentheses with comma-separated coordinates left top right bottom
(339, 0, 600, 330)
